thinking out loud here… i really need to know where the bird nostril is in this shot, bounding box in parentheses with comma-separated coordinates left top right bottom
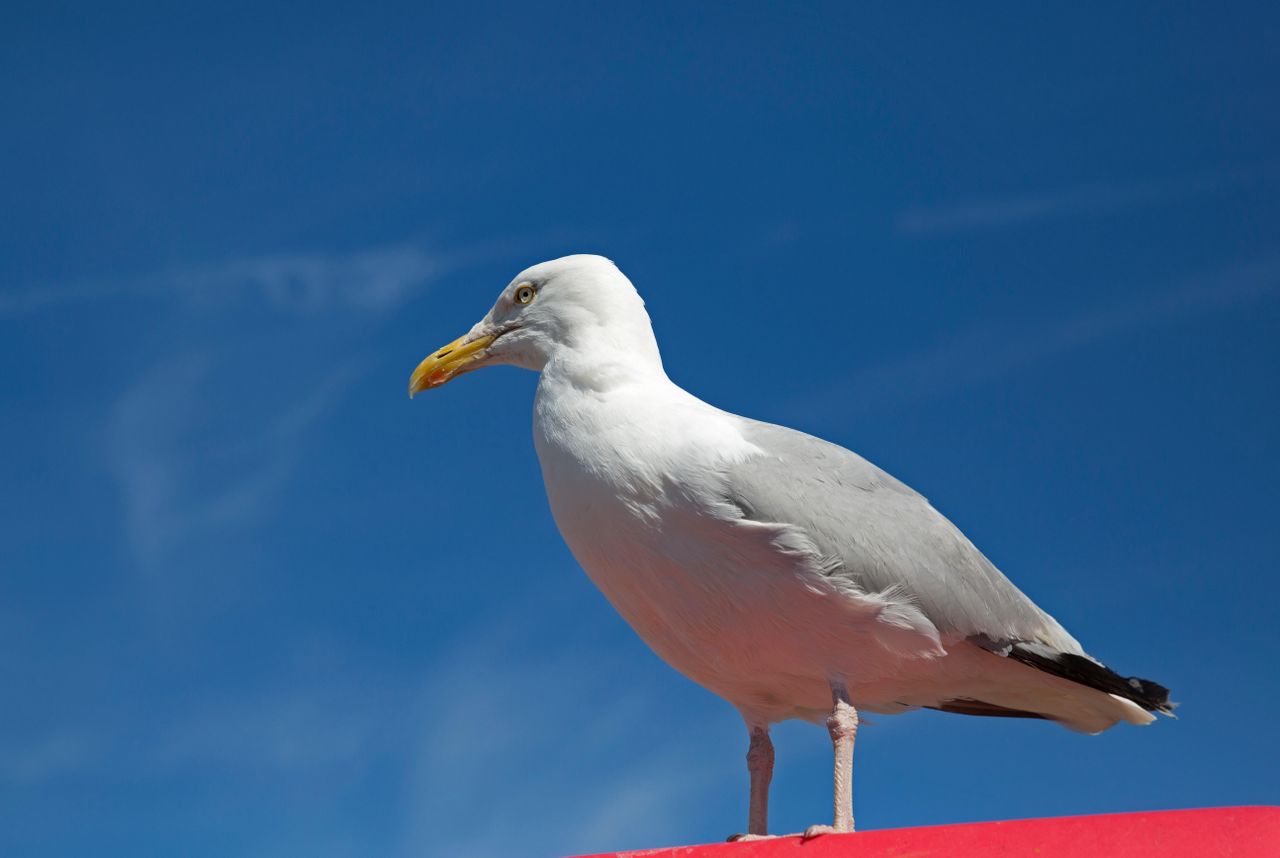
(437, 349, 453, 358)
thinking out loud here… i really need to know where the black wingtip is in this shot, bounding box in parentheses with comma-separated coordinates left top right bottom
(1006, 643, 1175, 714)
(929, 698, 1050, 720)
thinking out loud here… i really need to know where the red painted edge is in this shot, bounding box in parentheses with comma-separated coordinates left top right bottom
(572, 806, 1280, 858)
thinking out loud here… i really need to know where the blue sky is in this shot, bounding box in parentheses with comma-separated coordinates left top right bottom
(2, 3, 1279, 856)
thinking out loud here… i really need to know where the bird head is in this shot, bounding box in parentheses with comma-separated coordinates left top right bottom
(408, 254, 660, 395)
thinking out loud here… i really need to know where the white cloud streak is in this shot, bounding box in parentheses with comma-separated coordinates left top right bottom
(0, 730, 98, 784)
(77, 239, 448, 578)
(0, 243, 439, 317)
(106, 348, 364, 576)
(2, 618, 737, 856)
(788, 256, 1280, 421)
(395, 625, 736, 858)
(897, 163, 1277, 235)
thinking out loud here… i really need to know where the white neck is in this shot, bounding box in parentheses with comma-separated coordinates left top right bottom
(538, 323, 669, 393)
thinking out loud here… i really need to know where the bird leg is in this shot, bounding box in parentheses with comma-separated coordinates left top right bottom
(727, 724, 775, 841)
(747, 726, 774, 835)
(803, 682, 858, 839)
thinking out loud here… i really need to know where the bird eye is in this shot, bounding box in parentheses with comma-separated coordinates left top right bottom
(514, 284, 536, 305)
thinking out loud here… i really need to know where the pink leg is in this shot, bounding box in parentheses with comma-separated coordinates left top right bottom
(804, 683, 858, 839)
(747, 726, 774, 835)
(727, 724, 776, 841)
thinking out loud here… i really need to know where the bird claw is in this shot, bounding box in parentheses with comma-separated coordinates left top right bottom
(802, 824, 852, 840)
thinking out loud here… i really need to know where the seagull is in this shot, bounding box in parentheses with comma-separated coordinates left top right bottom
(409, 255, 1174, 839)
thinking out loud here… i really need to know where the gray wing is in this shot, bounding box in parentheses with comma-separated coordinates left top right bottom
(726, 418, 1083, 654)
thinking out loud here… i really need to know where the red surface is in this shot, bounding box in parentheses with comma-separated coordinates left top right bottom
(574, 806, 1280, 858)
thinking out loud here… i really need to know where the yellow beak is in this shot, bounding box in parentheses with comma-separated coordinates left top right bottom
(408, 333, 497, 397)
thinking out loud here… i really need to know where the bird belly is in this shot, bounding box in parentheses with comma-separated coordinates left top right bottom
(545, 484, 949, 723)
(532, 385, 955, 723)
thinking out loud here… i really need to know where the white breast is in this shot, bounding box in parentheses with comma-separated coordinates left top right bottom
(531, 372, 871, 720)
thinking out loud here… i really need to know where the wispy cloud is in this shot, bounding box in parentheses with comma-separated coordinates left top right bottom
(2, 668, 414, 785)
(2, 616, 737, 856)
(788, 256, 1280, 421)
(106, 348, 364, 577)
(0, 730, 98, 784)
(148, 677, 404, 775)
(896, 163, 1277, 235)
(55, 239, 455, 581)
(396, 622, 737, 858)
(0, 243, 439, 317)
